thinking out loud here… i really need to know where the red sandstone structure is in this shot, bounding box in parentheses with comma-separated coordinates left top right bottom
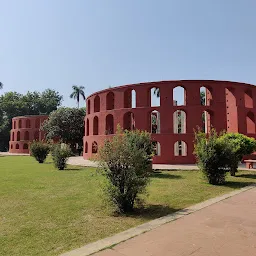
(83, 80, 256, 164)
(9, 115, 48, 154)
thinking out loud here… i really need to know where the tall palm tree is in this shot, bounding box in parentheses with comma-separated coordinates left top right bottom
(70, 85, 86, 108)
(0, 82, 3, 89)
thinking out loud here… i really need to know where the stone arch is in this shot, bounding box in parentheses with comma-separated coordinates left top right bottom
(173, 86, 186, 106)
(152, 141, 161, 156)
(174, 141, 187, 156)
(246, 111, 255, 134)
(84, 141, 88, 153)
(24, 131, 29, 140)
(17, 131, 20, 141)
(14, 121, 16, 129)
(35, 119, 40, 129)
(23, 143, 28, 149)
(105, 114, 114, 134)
(150, 87, 160, 107)
(106, 92, 115, 110)
(124, 89, 136, 108)
(173, 110, 186, 133)
(26, 119, 31, 128)
(93, 116, 99, 135)
(123, 112, 135, 131)
(34, 131, 39, 140)
(150, 110, 160, 134)
(87, 99, 91, 114)
(12, 132, 14, 141)
(202, 110, 214, 133)
(94, 95, 100, 112)
(19, 120, 22, 128)
(92, 141, 98, 153)
(200, 86, 213, 106)
(86, 119, 89, 136)
(16, 143, 19, 149)
(11, 144, 13, 149)
(244, 89, 253, 108)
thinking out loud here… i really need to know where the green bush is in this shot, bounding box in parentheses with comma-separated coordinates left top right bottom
(218, 133, 256, 176)
(30, 141, 50, 163)
(52, 143, 72, 170)
(97, 126, 153, 213)
(194, 129, 231, 185)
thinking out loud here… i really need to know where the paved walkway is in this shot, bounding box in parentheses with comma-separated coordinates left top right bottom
(94, 187, 256, 256)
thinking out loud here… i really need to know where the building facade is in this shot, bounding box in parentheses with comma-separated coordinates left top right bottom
(84, 80, 256, 164)
(9, 115, 48, 154)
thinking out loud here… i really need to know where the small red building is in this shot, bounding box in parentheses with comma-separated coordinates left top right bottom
(9, 115, 48, 154)
(83, 80, 256, 164)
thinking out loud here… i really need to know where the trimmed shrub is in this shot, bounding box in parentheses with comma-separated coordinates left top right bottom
(194, 129, 231, 185)
(52, 143, 72, 170)
(97, 126, 153, 213)
(30, 141, 50, 163)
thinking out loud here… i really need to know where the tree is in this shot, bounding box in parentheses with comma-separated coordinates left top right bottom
(218, 133, 256, 176)
(0, 82, 3, 89)
(97, 126, 153, 213)
(42, 107, 85, 150)
(70, 85, 86, 108)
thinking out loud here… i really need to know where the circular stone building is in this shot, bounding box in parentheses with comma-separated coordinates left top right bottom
(83, 80, 256, 164)
(9, 115, 48, 154)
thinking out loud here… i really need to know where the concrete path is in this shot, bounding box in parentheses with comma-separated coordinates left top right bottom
(94, 187, 256, 256)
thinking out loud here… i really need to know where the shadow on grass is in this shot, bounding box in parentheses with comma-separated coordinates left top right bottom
(236, 173, 256, 179)
(151, 172, 182, 179)
(223, 180, 255, 189)
(123, 204, 181, 220)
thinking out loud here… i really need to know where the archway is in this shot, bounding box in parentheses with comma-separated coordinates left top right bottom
(246, 111, 255, 134)
(17, 131, 20, 141)
(93, 116, 99, 135)
(106, 92, 115, 110)
(23, 144, 28, 149)
(174, 141, 187, 156)
(151, 87, 160, 107)
(123, 112, 135, 131)
(94, 95, 100, 112)
(92, 141, 98, 153)
(151, 111, 160, 134)
(173, 110, 186, 133)
(105, 114, 114, 134)
(152, 141, 161, 156)
(200, 86, 212, 106)
(244, 89, 253, 108)
(173, 86, 186, 106)
(24, 131, 29, 140)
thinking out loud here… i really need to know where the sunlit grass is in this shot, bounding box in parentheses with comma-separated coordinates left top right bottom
(0, 156, 255, 255)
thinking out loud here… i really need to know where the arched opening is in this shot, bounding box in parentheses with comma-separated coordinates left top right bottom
(94, 95, 100, 112)
(202, 110, 213, 133)
(35, 119, 40, 129)
(86, 119, 89, 136)
(17, 131, 20, 141)
(200, 86, 212, 106)
(11, 144, 13, 149)
(16, 144, 19, 149)
(87, 100, 91, 114)
(151, 111, 160, 134)
(152, 141, 161, 156)
(92, 141, 98, 154)
(124, 89, 136, 108)
(244, 89, 253, 108)
(226, 87, 238, 132)
(18, 120, 22, 128)
(84, 142, 88, 153)
(173, 110, 186, 133)
(24, 131, 29, 140)
(106, 92, 115, 110)
(174, 141, 187, 156)
(26, 119, 31, 128)
(105, 114, 114, 134)
(14, 121, 16, 129)
(173, 86, 186, 106)
(23, 144, 28, 149)
(246, 111, 255, 134)
(93, 116, 99, 135)
(151, 87, 160, 107)
(123, 112, 135, 131)
(12, 132, 14, 141)
(34, 131, 39, 141)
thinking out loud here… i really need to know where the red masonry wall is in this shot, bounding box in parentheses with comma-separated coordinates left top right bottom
(83, 80, 256, 164)
(9, 115, 48, 154)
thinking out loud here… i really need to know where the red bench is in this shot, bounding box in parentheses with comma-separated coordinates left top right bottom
(244, 160, 256, 169)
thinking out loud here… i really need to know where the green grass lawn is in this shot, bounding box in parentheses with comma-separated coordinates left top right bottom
(0, 156, 255, 256)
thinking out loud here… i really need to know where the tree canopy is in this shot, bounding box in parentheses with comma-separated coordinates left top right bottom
(42, 107, 85, 149)
(70, 85, 86, 108)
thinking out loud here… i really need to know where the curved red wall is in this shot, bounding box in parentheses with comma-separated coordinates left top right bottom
(9, 115, 48, 154)
(83, 80, 256, 164)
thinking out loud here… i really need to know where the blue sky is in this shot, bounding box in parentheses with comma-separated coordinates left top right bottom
(1, 0, 256, 107)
